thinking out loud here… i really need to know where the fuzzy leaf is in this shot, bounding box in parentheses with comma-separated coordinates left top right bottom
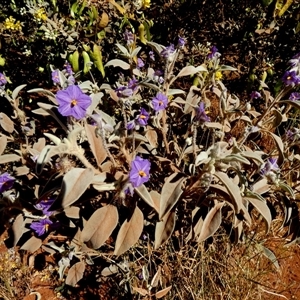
(114, 206, 143, 256)
(256, 244, 280, 271)
(115, 43, 130, 57)
(281, 100, 300, 110)
(12, 84, 27, 100)
(65, 261, 86, 286)
(0, 113, 14, 133)
(167, 89, 185, 96)
(0, 154, 21, 164)
(155, 211, 176, 249)
(12, 214, 25, 246)
(241, 150, 264, 164)
(58, 168, 94, 208)
(177, 65, 207, 77)
(131, 46, 142, 58)
(36, 102, 68, 131)
(135, 184, 156, 211)
(197, 202, 224, 242)
(101, 265, 118, 276)
(156, 286, 172, 299)
(147, 41, 164, 54)
(36, 144, 68, 175)
(64, 206, 80, 219)
(184, 86, 201, 114)
(145, 128, 158, 148)
(44, 133, 61, 146)
(269, 132, 284, 166)
(105, 59, 130, 70)
(132, 287, 148, 296)
(219, 65, 237, 71)
(81, 205, 118, 249)
(223, 154, 250, 165)
(15, 166, 30, 176)
(252, 178, 270, 194)
(244, 196, 271, 233)
(150, 190, 160, 213)
(85, 124, 107, 167)
(159, 173, 186, 220)
(214, 171, 243, 213)
(278, 181, 295, 199)
(0, 136, 7, 155)
(21, 236, 42, 253)
(150, 266, 161, 288)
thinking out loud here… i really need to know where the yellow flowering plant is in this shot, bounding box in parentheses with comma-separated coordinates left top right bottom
(3, 16, 22, 31)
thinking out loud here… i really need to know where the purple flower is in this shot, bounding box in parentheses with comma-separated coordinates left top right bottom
(116, 79, 139, 98)
(282, 70, 300, 86)
(64, 62, 73, 75)
(0, 172, 15, 193)
(137, 108, 149, 126)
(286, 129, 295, 141)
(137, 58, 144, 69)
(196, 102, 210, 123)
(56, 85, 92, 120)
(149, 51, 155, 61)
(51, 70, 60, 84)
(160, 44, 175, 60)
(128, 78, 139, 91)
(0, 73, 7, 86)
(35, 199, 55, 216)
(153, 70, 164, 84)
(129, 156, 150, 187)
(126, 120, 136, 130)
(152, 93, 168, 112)
(178, 36, 185, 48)
(207, 46, 219, 59)
(260, 158, 279, 176)
(289, 92, 300, 101)
(30, 219, 53, 236)
(250, 91, 261, 99)
(289, 53, 300, 67)
(123, 29, 134, 46)
(116, 86, 133, 98)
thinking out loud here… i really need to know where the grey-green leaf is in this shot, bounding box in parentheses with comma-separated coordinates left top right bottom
(155, 211, 176, 249)
(114, 206, 143, 256)
(214, 171, 243, 213)
(81, 205, 118, 249)
(244, 196, 272, 233)
(159, 173, 186, 220)
(59, 168, 94, 208)
(197, 202, 224, 242)
(65, 261, 86, 286)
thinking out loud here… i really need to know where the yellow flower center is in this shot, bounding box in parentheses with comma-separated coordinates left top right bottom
(71, 99, 77, 107)
(287, 76, 291, 80)
(140, 114, 146, 119)
(44, 223, 49, 232)
(139, 170, 146, 177)
(142, 0, 151, 8)
(215, 71, 223, 81)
